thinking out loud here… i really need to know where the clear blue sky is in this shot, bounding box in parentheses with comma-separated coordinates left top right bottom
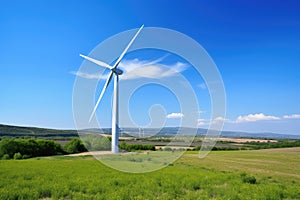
(0, 0, 299, 134)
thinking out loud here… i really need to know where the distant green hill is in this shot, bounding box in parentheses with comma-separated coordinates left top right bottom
(0, 124, 78, 138)
(1, 124, 299, 139)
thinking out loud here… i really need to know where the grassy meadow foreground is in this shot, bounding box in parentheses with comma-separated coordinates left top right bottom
(0, 148, 299, 199)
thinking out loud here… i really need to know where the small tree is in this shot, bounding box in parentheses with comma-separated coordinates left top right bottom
(82, 135, 111, 151)
(13, 152, 22, 160)
(2, 154, 10, 160)
(64, 138, 87, 154)
(0, 138, 18, 158)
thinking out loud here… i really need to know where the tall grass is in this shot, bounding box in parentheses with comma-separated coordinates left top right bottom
(0, 150, 299, 199)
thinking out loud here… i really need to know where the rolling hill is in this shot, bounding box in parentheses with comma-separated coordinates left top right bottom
(0, 124, 78, 138)
(0, 124, 299, 139)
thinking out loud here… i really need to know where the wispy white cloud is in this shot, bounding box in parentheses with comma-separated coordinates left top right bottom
(70, 71, 99, 79)
(212, 117, 229, 124)
(119, 57, 189, 80)
(71, 56, 189, 81)
(198, 113, 300, 128)
(235, 113, 280, 123)
(197, 117, 229, 126)
(197, 118, 207, 126)
(283, 114, 300, 119)
(166, 113, 184, 119)
(70, 71, 109, 80)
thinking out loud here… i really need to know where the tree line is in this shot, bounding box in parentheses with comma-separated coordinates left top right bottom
(0, 138, 87, 160)
(119, 142, 155, 151)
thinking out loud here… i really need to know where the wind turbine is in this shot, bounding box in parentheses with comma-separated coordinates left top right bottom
(80, 25, 144, 153)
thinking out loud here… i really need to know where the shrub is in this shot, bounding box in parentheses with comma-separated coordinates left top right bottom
(119, 142, 155, 152)
(14, 152, 23, 160)
(0, 138, 64, 159)
(241, 172, 257, 184)
(192, 146, 244, 151)
(82, 135, 110, 151)
(37, 140, 64, 156)
(22, 154, 31, 159)
(244, 140, 300, 150)
(0, 138, 18, 158)
(163, 147, 173, 151)
(212, 146, 241, 151)
(64, 138, 87, 154)
(2, 154, 10, 160)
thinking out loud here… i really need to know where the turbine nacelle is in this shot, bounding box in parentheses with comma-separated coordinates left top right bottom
(113, 68, 123, 75)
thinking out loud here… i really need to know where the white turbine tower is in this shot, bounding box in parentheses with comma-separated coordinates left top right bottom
(80, 25, 144, 154)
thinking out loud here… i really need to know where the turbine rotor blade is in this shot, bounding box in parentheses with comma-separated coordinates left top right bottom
(112, 24, 144, 69)
(80, 54, 113, 69)
(89, 71, 114, 123)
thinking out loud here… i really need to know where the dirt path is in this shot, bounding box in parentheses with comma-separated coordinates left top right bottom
(66, 151, 112, 156)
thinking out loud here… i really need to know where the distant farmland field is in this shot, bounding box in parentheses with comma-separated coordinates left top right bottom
(0, 148, 299, 199)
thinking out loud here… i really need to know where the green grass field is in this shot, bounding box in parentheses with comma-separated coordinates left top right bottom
(0, 148, 299, 199)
